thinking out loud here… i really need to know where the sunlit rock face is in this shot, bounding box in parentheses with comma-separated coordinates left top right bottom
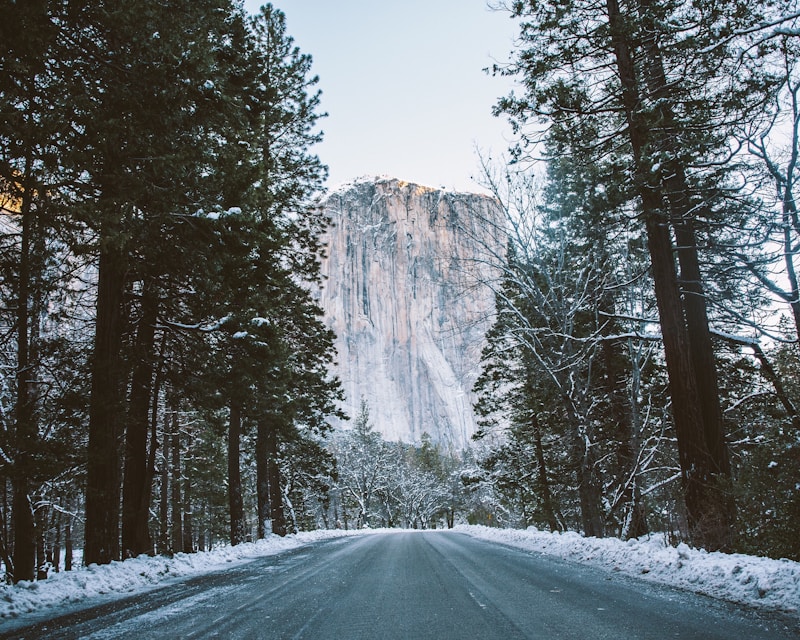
(317, 177, 503, 450)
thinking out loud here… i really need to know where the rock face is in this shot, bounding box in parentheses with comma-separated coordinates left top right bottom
(317, 177, 502, 450)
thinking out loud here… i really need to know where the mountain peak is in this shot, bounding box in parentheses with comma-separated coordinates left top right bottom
(329, 175, 489, 198)
(317, 177, 503, 448)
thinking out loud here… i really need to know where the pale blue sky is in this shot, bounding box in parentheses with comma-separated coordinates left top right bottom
(243, 1, 518, 193)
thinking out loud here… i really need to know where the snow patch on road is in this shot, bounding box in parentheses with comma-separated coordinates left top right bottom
(455, 525, 800, 614)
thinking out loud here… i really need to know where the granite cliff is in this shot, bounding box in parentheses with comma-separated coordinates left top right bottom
(317, 177, 503, 449)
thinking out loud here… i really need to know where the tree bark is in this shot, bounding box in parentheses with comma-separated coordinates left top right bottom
(531, 414, 559, 533)
(64, 494, 73, 572)
(574, 436, 604, 538)
(51, 509, 60, 573)
(265, 420, 287, 537)
(35, 502, 46, 580)
(606, 0, 732, 550)
(121, 280, 158, 558)
(84, 240, 127, 565)
(159, 427, 169, 554)
(170, 417, 183, 553)
(182, 477, 193, 553)
(636, 0, 731, 481)
(228, 399, 245, 545)
(12, 149, 36, 583)
(256, 417, 270, 539)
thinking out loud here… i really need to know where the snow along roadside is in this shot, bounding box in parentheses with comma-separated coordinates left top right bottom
(3, 525, 798, 622)
(0, 529, 371, 621)
(455, 524, 800, 615)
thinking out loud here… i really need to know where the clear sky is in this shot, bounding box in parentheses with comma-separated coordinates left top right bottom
(243, 1, 519, 193)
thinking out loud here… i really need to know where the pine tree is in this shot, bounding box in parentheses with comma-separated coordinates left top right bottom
(0, 0, 90, 581)
(75, 0, 252, 564)
(493, 0, 787, 550)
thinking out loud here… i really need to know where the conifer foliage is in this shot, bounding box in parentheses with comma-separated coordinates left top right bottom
(0, 0, 342, 578)
(475, 0, 800, 556)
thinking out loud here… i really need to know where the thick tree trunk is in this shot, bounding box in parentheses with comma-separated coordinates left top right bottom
(606, 0, 732, 550)
(228, 399, 245, 545)
(122, 281, 158, 558)
(13, 156, 36, 583)
(10, 481, 33, 583)
(84, 242, 127, 565)
(636, 0, 732, 482)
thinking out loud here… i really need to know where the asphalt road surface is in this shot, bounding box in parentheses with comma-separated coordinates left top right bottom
(1, 531, 797, 639)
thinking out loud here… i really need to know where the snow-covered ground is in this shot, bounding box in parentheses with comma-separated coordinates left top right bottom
(456, 525, 800, 615)
(1, 526, 798, 624)
(0, 529, 368, 622)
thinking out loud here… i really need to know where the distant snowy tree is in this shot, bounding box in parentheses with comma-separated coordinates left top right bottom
(332, 399, 392, 528)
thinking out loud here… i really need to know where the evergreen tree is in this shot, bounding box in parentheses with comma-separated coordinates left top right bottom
(0, 0, 93, 581)
(493, 0, 789, 550)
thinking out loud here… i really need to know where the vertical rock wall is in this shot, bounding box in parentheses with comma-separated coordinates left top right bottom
(317, 177, 502, 450)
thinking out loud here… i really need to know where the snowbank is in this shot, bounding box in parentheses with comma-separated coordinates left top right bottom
(2, 526, 798, 625)
(455, 524, 800, 614)
(0, 529, 368, 621)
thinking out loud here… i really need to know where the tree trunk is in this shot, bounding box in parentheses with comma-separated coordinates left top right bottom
(35, 502, 46, 580)
(228, 399, 245, 545)
(265, 421, 287, 537)
(636, 0, 733, 500)
(159, 407, 171, 553)
(64, 494, 73, 572)
(52, 508, 61, 573)
(575, 439, 604, 538)
(621, 339, 649, 539)
(144, 338, 165, 551)
(122, 280, 158, 558)
(10, 481, 33, 583)
(0, 479, 13, 579)
(182, 480, 193, 553)
(84, 241, 127, 565)
(606, 0, 732, 550)
(182, 431, 193, 553)
(170, 417, 183, 553)
(531, 414, 559, 533)
(12, 150, 36, 583)
(256, 417, 270, 539)
(139, 365, 161, 551)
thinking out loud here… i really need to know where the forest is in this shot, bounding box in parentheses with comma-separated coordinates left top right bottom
(1, 0, 799, 586)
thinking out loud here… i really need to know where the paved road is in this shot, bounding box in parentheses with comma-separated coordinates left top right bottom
(1, 532, 797, 639)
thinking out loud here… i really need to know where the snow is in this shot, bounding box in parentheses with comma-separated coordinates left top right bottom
(2, 526, 798, 626)
(0, 530, 366, 622)
(455, 525, 800, 614)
